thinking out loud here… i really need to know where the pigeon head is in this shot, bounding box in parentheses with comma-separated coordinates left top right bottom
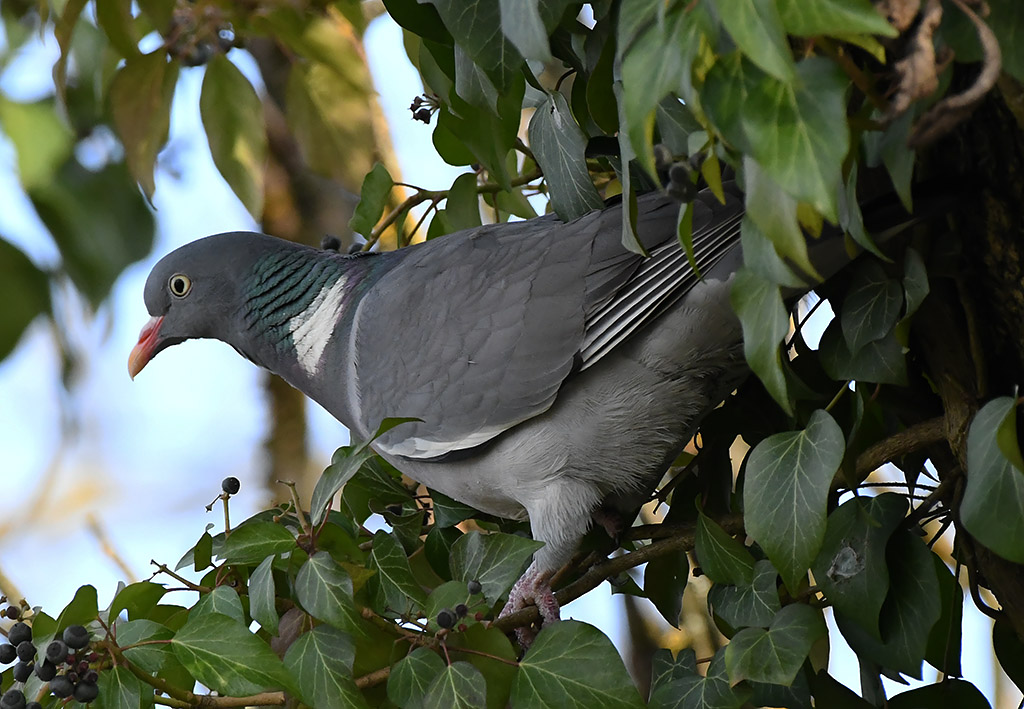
(129, 232, 281, 379)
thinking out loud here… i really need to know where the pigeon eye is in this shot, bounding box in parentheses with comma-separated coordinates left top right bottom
(169, 274, 192, 298)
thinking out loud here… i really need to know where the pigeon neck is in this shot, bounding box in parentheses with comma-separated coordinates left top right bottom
(240, 248, 366, 380)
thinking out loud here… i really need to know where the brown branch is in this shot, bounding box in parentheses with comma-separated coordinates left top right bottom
(355, 666, 391, 690)
(852, 416, 947, 480)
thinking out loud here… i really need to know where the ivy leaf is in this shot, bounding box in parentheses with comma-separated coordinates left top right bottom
(284, 625, 366, 709)
(961, 397, 1024, 563)
(744, 410, 845, 593)
(171, 613, 294, 696)
(109, 582, 167, 623)
(840, 262, 904, 354)
(810, 493, 907, 640)
(295, 551, 357, 631)
(740, 58, 849, 222)
(741, 157, 816, 279)
(445, 172, 483, 231)
(93, 667, 147, 709)
(887, 679, 992, 709)
(649, 648, 697, 697)
(349, 163, 394, 238)
(389, 647, 446, 709)
(444, 624, 517, 709)
(712, 0, 795, 82)
(725, 604, 826, 686)
(369, 530, 426, 616)
(731, 267, 791, 412)
(423, 662, 488, 709)
(95, 0, 140, 57)
(708, 559, 781, 629)
(116, 620, 174, 674)
(512, 621, 644, 708)
(219, 520, 296, 565)
(191, 586, 245, 626)
(0, 98, 73, 191)
(649, 648, 751, 709)
(695, 511, 756, 586)
(424, 0, 521, 79)
(528, 91, 604, 221)
(644, 546, 689, 628)
(776, 0, 896, 37)
(200, 54, 267, 219)
(249, 556, 279, 635)
(449, 531, 543, 606)
(819, 320, 908, 386)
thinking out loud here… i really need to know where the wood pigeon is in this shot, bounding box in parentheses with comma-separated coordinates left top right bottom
(127, 182, 780, 626)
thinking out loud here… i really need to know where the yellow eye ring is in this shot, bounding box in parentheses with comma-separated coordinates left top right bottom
(169, 274, 192, 298)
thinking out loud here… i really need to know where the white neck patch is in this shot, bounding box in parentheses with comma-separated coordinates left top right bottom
(289, 275, 348, 377)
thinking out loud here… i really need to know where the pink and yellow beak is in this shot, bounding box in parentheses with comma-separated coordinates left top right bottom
(128, 316, 164, 379)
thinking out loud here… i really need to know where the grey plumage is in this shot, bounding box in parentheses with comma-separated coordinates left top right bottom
(132, 183, 751, 624)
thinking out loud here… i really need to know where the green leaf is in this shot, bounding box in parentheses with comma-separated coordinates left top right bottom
(171, 613, 294, 696)
(725, 604, 826, 686)
(819, 320, 908, 385)
(650, 648, 697, 697)
(109, 581, 167, 622)
(349, 163, 394, 238)
(219, 520, 296, 565)
(423, 661, 488, 708)
(430, 489, 480, 528)
(810, 493, 906, 640)
(901, 248, 930, 322)
(838, 164, 885, 258)
(94, 666, 147, 709)
(614, 79, 646, 255)
(990, 1, 1024, 83)
(739, 215, 803, 288)
(499, 0, 562, 62)
(695, 511, 756, 586)
(776, 0, 896, 37)
(369, 531, 426, 616)
(0, 238, 51, 363)
(284, 625, 366, 709)
(425, 526, 462, 579)
(116, 619, 174, 673)
(528, 91, 604, 221)
(95, 0, 140, 57)
(741, 57, 849, 222)
(863, 110, 915, 210)
(449, 531, 543, 606)
(743, 409, 845, 592)
(424, 0, 521, 77)
(962, 397, 1024, 563)
(840, 262, 904, 354)
(0, 98, 73, 190)
(389, 647, 446, 709)
(708, 559, 781, 628)
(649, 648, 751, 709)
(285, 58, 377, 189)
(712, 0, 795, 81)
(925, 554, 962, 676)
(454, 43, 500, 111)
(249, 556, 279, 635)
(192, 586, 245, 625)
(56, 585, 99, 631)
(312, 443, 380, 526)
(836, 530, 941, 678)
(993, 619, 1024, 695)
(200, 54, 267, 218)
(656, 99, 701, 157)
(30, 158, 155, 307)
(446, 172, 483, 231)
(644, 546, 689, 628)
(444, 624, 517, 709)
(731, 267, 791, 412)
(512, 621, 644, 708)
(741, 157, 816, 278)
(295, 551, 357, 631)
(888, 679, 991, 709)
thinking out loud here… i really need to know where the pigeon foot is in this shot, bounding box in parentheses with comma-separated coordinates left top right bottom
(499, 565, 559, 646)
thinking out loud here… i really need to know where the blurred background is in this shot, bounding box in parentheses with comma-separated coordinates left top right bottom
(0, 4, 1020, 706)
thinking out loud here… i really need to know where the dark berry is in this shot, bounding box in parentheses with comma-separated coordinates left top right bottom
(45, 639, 67, 664)
(34, 659, 56, 682)
(455, 603, 468, 618)
(3, 607, 19, 620)
(436, 608, 456, 629)
(83, 669, 98, 684)
(77, 660, 89, 673)
(15, 641, 34, 661)
(221, 477, 240, 495)
(0, 643, 16, 664)
(74, 681, 98, 703)
(67, 671, 79, 684)
(7, 622, 31, 645)
(63, 625, 90, 650)
(0, 689, 25, 709)
(49, 675, 74, 698)
(467, 580, 482, 595)
(12, 661, 32, 682)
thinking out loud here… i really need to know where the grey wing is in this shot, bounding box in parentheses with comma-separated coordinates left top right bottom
(350, 217, 600, 459)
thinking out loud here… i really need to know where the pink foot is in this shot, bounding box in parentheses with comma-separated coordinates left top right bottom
(499, 565, 560, 646)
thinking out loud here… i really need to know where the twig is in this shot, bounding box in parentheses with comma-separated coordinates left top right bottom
(150, 562, 208, 593)
(355, 666, 391, 689)
(276, 480, 311, 536)
(853, 417, 947, 480)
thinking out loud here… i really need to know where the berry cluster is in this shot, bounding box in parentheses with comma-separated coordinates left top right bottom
(1, 618, 99, 707)
(435, 580, 486, 632)
(408, 94, 440, 124)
